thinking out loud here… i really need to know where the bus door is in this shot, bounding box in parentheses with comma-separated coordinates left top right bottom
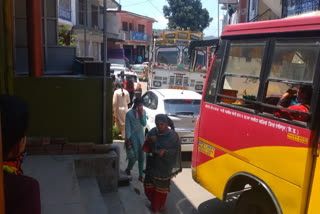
(305, 84, 320, 213)
(194, 37, 320, 213)
(0, 116, 5, 213)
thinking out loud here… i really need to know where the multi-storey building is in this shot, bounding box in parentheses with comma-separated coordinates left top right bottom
(107, 10, 156, 65)
(222, 0, 319, 27)
(58, 0, 121, 61)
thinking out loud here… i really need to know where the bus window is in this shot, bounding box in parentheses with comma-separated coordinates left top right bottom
(269, 40, 319, 82)
(156, 47, 179, 65)
(262, 39, 319, 123)
(184, 48, 206, 69)
(217, 40, 266, 109)
(204, 41, 227, 104)
(183, 48, 189, 66)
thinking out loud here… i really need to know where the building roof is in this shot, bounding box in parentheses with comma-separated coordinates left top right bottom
(98, 0, 120, 9)
(107, 10, 157, 22)
(222, 14, 320, 37)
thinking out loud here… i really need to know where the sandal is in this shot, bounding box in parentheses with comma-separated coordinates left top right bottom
(159, 204, 166, 212)
(125, 168, 131, 176)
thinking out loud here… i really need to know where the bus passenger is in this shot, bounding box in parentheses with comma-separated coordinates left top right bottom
(0, 95, 41, 214)
(274, 85, 312, 122)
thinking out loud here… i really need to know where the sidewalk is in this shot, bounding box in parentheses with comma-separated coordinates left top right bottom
(22, 140, 221, 214)
(22, 140, 153, 214)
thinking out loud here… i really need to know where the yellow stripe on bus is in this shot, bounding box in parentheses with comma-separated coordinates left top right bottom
(195, 147, 305, 214)
(199, 137, 249, 162)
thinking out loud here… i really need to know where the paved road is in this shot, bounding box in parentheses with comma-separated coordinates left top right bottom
(106, 139, 237, 214)
(116, 80, 237, 213)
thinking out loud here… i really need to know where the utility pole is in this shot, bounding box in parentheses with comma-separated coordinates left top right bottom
(217, 1, 220, 36)
(84, 0, 87, 56)
(102, 0, 108, 144)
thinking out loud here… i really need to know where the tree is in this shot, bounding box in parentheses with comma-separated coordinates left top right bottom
(163, 0, 212, 32)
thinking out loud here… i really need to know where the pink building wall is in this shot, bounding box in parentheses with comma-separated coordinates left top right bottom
(115, 11, 154, 37)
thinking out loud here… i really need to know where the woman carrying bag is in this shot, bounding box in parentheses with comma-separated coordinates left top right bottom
(143, 114, 181, 212)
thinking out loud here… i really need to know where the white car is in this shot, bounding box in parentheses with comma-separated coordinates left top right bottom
(114, 71, 142, 97)
(110, 64, 129, 73)
(142, 89, 201, 152)
(130, 64, 145, 80)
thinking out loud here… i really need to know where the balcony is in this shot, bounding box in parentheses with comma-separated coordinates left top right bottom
(119, 30, 149, 42)
(120, 30, 130, 40)
(58, 6, 71, 22)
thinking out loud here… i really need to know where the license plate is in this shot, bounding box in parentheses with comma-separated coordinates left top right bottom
(181, 138, 194, 143)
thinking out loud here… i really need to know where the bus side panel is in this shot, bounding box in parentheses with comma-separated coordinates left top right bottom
(307, 151, 320, 213)
(195, 149, 303, 214)
(195, 103, 314, 214)
(199, 104, 311, 187)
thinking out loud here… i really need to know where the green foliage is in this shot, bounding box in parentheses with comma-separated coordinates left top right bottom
(112, 125, 122, 140)
(163, 0, 213, 32)
(58, 25, 76, 46)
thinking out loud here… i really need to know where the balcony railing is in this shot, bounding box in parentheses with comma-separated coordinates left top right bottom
(58, 6, 71, 22)
(120, 30, 130, 40)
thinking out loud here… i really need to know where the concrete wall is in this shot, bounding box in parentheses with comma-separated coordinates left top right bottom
(259, 0, 279, 20)
(117, 12, 154, 38)
(107, 12, 119, 35)
(13, 77, 113, 144)
(15, 46, 76, 75)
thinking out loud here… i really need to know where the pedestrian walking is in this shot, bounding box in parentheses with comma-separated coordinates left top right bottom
(125, 78, 135, 108)
(143, 114, 181, 212)
(113, 82, 130, 139)
(124, 97, 146, 182)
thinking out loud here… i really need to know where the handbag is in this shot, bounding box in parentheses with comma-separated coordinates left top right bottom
(142, 139, 151, 153)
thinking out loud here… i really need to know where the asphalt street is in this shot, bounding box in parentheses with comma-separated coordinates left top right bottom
(109, 80, 237, 213)
(107, 140, 237, 214)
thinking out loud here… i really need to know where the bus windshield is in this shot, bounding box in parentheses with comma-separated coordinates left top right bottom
(156, 47, 179, 65)
(183, 48, 206, 68)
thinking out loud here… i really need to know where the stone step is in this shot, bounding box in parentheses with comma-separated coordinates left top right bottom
(118, 170, 132, 187)
(78, 177, 108, 214)
(23, 155, 86, 214)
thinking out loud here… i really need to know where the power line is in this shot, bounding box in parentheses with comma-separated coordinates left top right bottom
(147, 0, 163, 15)
(122, 0, 151, 8)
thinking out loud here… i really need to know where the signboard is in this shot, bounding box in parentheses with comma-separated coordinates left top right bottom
(218, 0, 238, 4)
(175, 40, 189, 46)
(58, 7, 71, 21)
(283, 0, 319, 17)
(131, 31, 149, 41)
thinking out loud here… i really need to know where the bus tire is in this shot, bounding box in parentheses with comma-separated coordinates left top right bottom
(235, 188, 277, 214)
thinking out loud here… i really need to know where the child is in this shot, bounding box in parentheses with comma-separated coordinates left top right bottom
(0, 95, 41, 214)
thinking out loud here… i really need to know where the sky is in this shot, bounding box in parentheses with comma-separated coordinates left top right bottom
(118, 0, 227, 37)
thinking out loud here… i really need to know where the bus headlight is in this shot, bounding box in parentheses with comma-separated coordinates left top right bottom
(154, 81, 162, 87)
(195, 85, 203, 90)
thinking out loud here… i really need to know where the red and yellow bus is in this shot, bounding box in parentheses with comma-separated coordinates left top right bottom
(192, 14, 320, 214)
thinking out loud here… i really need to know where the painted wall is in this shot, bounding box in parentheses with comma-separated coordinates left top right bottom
(14, 77, 113, 144)
(117, 12, 153, 38)
(107, 12, 119, 35)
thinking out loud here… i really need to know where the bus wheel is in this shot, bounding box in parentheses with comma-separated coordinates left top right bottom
(235, 188, 277, 214)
